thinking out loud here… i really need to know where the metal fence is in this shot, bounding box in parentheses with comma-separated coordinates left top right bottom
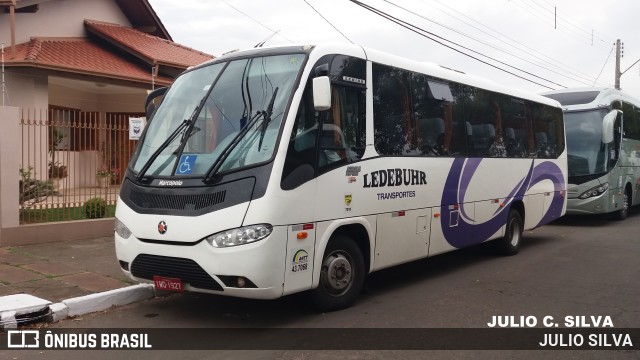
(19, 108, 141, 224)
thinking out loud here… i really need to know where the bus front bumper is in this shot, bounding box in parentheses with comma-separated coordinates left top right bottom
(565, 194, 611, 215)
(115, 227, 288, 300)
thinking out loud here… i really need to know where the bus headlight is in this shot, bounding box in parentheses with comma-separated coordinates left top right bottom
(578, 182, 609, 199)
(205, 224, 273, 248)
(114, 218, 132, 239)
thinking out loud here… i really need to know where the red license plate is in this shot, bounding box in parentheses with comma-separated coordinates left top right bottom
(153, 275, 184, 292)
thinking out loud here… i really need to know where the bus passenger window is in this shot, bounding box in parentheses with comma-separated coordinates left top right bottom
(533, 104, 564, 159)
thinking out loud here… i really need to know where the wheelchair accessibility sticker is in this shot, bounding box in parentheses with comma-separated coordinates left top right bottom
(177, 155, 197, 175)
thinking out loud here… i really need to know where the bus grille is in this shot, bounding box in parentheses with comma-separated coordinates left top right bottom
(130, 254, 223, 291)
(129, 190, 226, 211)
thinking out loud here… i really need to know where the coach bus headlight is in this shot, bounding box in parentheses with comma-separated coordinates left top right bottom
(205, 224, 273, 248)
(114, 218, 132, 239)
(578, 182, 609, 199)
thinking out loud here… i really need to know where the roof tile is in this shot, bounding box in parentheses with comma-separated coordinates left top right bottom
(7, 38, 173, 85)
(85, 20, 213, 67)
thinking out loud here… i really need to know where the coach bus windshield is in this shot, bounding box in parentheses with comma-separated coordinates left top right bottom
(564, 108, 610, 177)
(131, 53, 306, 179)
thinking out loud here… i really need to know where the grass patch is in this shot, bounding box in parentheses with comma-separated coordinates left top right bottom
(6, 249, 49, 261)
(120, 277, 135, 285)
(20, 205, 116, 224)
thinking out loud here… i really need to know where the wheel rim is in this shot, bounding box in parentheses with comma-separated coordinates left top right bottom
(320, 251, 354, 296)
(621, 192, 629, 216)
(509, 217, 521, 247)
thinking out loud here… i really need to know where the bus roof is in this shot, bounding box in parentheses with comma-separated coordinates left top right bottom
(542, 87, 640, 111)
(190, 42, 562, 109)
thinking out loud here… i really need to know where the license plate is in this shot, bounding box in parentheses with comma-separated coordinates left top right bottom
(153, 275, 184, 292)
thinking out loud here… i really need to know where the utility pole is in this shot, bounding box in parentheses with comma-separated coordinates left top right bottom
(615, 39, 622, 90)
(2, 42, 7, 106)
(615, 39, 640, 90)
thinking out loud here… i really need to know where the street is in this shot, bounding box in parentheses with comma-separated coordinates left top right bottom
(5, 210, 640, 359)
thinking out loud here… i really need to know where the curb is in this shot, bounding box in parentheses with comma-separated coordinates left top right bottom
(0, 284, 158, 329)
(60, 284, 156, 318)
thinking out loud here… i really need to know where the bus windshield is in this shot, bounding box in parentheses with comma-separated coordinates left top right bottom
(565, 108, 610, 177)
(131, 53, 306, 178)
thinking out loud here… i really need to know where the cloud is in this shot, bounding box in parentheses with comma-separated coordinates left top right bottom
(148, 0, 640, 94)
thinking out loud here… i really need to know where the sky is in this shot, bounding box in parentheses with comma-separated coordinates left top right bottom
(148, 0, 640, 97)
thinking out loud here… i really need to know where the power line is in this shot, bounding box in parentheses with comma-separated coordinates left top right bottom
(593, 44, 615, 86)
(219, 0, 294, 44)
(349, 0, 560, 90)
(509, 0, 611, 51)
(254, 30, 282, 48)
(529, 0, 611, 45)
(303, 0, 354, 44)
(538, 0, 617, 43)
(420, 0, 609, 87)
(384, 0, 595, 87)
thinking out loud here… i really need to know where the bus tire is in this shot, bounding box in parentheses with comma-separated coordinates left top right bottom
(310, 235, 365, 312)
(612, 188, 631, 221)
(495, 209, 523, 256)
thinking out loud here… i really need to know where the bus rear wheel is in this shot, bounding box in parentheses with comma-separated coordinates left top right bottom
(495, 209, 523, 256)
(310, 235, 365, 312)
(612, 188, 631, 221)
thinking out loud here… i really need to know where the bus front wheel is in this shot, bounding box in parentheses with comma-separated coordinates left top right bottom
(310, 235, 365, 312)
(612, 188, 631, 221)
(495, 209, 523, 256)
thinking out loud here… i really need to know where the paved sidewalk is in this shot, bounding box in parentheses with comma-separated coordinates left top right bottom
(0, 236, 130, 304)
(0, 236, 159, 328)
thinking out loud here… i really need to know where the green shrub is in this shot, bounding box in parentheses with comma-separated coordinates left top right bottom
(84, 197, 107, 219)
(19, 166, 54, 206)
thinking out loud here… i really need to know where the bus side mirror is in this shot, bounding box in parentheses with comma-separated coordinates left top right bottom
(313, 76, 331, 111)
(602, 110, 619, 144)
(145, 87, 168, 119)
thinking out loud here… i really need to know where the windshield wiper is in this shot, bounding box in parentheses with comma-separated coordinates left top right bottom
(202, 110, 265, 184)
(135, 94, 209, 182)
(202, 88, 280, 184)
(135, 118, 190, 182)
(258, 87, 278, 151)
(170, 123, 203, 175)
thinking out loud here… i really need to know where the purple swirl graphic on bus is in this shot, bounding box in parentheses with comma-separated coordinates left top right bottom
(441, 158, 565, 248)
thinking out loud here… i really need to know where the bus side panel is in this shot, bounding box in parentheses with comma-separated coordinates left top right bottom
(533, 159, 568, 225)
(474, 199, 505, 240)
(522, 193, 545, 230)
(283, 224, 316, 295)
(621, 139, 640, 206)
(373, 208, 431, 270)
(633, 169, 640, 207)
(433, 158, 540, 251)
(428, 203, 473, 257)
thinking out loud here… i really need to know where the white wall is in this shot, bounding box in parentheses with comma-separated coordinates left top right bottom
(49, 83, 146, 113)
(49, 84, 100, 111)
(0, 0, 131, 45)
(99, 93, 147, 113)
(0, 107, 21, 228)
(4, 69, 49, 109)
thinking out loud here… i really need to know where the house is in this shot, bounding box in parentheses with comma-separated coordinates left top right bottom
(1, 0, 213, 186)
(1, 0, 212, 108)
(0, 0, 214, 243)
